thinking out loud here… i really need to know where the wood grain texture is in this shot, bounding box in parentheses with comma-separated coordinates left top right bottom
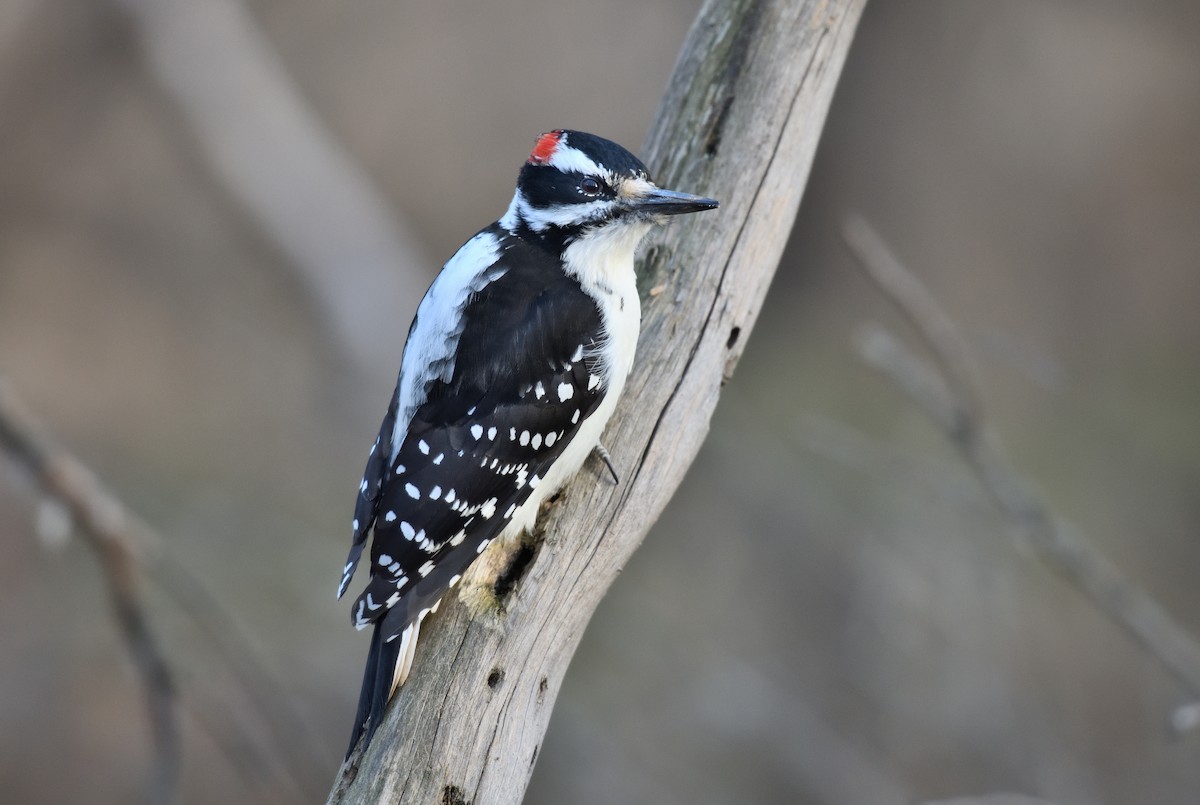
(328, 0, 867, 802)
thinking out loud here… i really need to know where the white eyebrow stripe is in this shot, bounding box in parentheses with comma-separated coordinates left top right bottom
(549, 143, 603, 176)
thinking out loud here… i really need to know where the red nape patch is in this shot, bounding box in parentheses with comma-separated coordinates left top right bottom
(528, 130, 564, 165)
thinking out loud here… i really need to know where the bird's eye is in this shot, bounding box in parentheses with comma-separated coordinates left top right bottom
(579, 177, 602, 197)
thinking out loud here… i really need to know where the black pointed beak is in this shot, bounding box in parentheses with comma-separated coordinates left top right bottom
(630, 187, 720, 216)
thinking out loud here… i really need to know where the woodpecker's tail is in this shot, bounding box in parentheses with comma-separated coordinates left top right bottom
(345, 618, 428, 759)
(346, 622, 401, 759)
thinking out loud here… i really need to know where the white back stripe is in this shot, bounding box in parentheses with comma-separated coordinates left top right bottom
(389, 231, 504, 462)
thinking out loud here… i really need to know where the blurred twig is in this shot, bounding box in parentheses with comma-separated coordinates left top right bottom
(842, 215, 1200, 730)
(843, 214, 984, 427)
(0, 377, 324, 800)
(922, 796, 1062, 805)
(111, 0, 431, 373)
(0, 379, 181, 804)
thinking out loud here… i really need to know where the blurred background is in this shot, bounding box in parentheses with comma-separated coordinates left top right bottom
(2, 0, 1199, 802)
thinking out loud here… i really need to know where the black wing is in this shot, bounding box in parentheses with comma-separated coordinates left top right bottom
(341, 234, 609, 637)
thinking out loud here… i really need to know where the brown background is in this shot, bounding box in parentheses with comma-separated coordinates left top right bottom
(1, 1, 1198, 802)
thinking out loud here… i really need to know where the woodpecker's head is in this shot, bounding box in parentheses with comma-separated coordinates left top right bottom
(499, 130, 718, 248)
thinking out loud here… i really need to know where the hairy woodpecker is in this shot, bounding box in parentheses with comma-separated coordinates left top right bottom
(338, 129, 718, 756)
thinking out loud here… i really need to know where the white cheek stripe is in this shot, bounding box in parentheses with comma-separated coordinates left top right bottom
(522, 198, 614, 232)
(389, 231, 503, 462)
(501, 189, 616, 234)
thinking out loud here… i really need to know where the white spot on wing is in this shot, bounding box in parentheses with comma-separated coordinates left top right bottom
(471, 424, 483, 440)
(405, 483, 420, 499)
(557, 382, 574, 401)
(384, 510, 397, 522)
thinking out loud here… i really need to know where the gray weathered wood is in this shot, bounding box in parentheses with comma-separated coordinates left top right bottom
(327, 0, 867, 802)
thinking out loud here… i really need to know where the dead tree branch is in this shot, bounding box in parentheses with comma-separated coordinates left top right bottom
(843, 215, 1200, 728)
(328, 0, 869, 802)
(0, 378, 328, 801)
(0, 379, 181, 804)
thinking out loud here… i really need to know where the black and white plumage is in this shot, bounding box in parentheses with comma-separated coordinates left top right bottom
(338, 130, 717, 756)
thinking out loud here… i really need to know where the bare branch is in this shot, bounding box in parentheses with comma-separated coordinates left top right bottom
(111, 0, 432, 372)
(843, 212, 985, 428)
(329, 0, 869, 802)
(0, 378, 181, 804)
(922, 796, 1063, 805)
(0, 377, 326, 800)
(843, 217, 1200, 725)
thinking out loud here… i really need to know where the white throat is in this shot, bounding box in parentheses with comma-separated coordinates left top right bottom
(561, 220, 652, 392)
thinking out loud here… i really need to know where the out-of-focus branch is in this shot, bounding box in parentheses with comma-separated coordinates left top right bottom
(843, 216, 1200, 730)
(843, 215, 984, 426)
(0, 378, 326, 800)
(111, 0, 431, 373)
(0, 379, 181, 804)
(922, 796, 1062, 805)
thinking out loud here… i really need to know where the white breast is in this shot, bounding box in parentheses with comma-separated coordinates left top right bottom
(505, 219, 650, 525)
